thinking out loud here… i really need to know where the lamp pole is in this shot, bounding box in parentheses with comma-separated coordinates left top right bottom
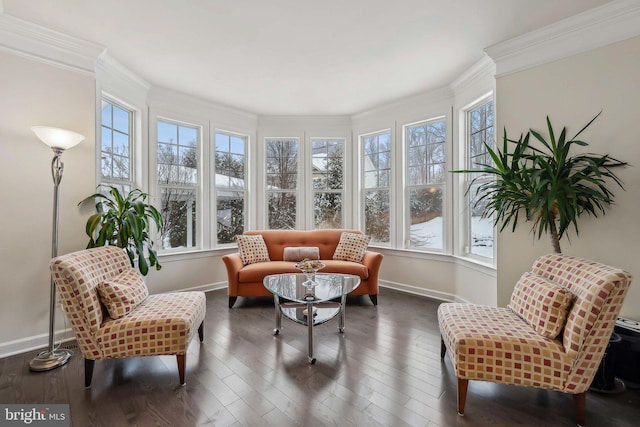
(29, 127, 84, 371)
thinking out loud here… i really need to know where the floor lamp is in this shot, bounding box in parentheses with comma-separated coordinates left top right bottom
(29, 126, 85, 372)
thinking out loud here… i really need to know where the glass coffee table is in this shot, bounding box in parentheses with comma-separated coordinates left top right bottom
(263, 273, 360, 364)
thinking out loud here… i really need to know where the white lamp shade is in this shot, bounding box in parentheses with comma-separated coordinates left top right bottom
(31, 126, 85, 150)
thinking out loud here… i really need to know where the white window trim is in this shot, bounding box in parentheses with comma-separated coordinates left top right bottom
(359, 128, 393, 247)
(150, 112, 208, 254)
(460, 94, 496, 264)
(212, 128, 249, 248)
(402, 116, 448, 253)
(308, 136, 347, 230)
(263, 136, 301, 230)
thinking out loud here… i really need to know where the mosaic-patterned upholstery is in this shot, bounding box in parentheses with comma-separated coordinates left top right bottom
(508, 271, 573, 339)
(332, 232, 371, 263)
(438, 254, 632, 425)
(97, 267, 150, 319)
(236, 234, 270, 265)
(50, 246, 206, 386)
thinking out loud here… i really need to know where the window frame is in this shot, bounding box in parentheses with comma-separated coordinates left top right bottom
(310, 137, 346, 230)
(99, 96, 134, 193)
(360, 129, 393, 247)
(264, 137, 301, 230)
(463, 95, 496, 262)
(213, 129, 248, 246)
(403, 116, 447, 252)
(155, 117, 203, 253)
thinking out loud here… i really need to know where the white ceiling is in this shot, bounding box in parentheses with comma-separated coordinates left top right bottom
(3, 0, 612, 116)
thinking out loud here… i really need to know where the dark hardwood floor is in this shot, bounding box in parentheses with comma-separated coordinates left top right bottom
(1, 288, 638, 426)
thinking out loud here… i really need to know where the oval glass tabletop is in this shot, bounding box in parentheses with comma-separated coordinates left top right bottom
(263, 273, 360, 304)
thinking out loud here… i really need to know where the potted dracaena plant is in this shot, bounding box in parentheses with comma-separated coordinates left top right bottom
(79, 186, 163, 275)
(456, 112, 627, 253)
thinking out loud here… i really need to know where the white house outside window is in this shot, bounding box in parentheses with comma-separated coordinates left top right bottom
(265, 138, 299, 230)
(361, 131, 391, 244)
(215, 131, 247, 244)
(157, 120, 200, 250)
(405, 118, 446, 250)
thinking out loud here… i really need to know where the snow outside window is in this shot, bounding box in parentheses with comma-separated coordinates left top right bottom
(405, 118, 446, 251)
(215, 131, 247, 244)
(157, 120, 200, 250)
(466, 99, 495, 259)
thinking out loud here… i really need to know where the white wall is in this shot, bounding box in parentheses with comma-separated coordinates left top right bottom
(0, 51, 96, 353)
(495, 35, 640, 319)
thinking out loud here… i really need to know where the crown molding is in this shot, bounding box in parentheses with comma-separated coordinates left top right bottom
(485, 0, 640, 77)
(96, 52, 150, 99)
(449, 55, 495, 96)
(0, 12, 104, 74)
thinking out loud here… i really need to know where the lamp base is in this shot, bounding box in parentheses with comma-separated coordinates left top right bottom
(29, 348, 72, 372)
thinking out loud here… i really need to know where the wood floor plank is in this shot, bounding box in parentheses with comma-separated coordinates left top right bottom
(1, 287, 638, 426)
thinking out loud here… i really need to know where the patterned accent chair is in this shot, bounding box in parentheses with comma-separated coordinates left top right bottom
(50, 246, 207, 387)
(438, 254, 632, 426)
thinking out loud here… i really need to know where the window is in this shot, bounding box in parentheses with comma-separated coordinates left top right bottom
(157, 120, 199, 250)
(312, 138, 344, 229)
(405, 118, 446, 250)
(100, 99, 133, 193)
(265, 138, 299, 229)
(214, 131, 247, 244)
(466, 99, 495, 259)
(362, 131, 391, 244)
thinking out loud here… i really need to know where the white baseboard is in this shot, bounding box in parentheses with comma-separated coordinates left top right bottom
(379, 280, 470, 304)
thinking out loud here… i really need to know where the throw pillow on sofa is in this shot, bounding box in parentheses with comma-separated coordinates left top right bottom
(333, 232, 371, 263)
(236, 234, 271, 265)
(283, 246, 320, 261)
(97, 267, 149, 319)
(508, 271, 574, 339)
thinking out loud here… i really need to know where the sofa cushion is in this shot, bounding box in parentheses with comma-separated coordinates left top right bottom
(283, 246, 320, 261)
(239, 261, 299, 283)
(237, 234, 270, 265)
(333, 232, 371, 263)
(97, 267, 149, 319)
(238, 260, 369, 283)
(508, 272, 574, 339)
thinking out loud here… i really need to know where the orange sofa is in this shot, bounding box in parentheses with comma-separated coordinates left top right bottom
(222, 229, 383, 308)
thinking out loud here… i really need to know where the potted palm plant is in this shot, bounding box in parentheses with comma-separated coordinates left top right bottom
(79, 186, 163, 275)
(458, 112, 627, 253)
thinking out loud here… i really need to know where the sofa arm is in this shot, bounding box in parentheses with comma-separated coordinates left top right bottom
(362, 250, 383, 295)
(222, 253, 243, 298)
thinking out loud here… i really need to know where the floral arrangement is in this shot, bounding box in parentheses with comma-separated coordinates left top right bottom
(294, 258, 325, 272)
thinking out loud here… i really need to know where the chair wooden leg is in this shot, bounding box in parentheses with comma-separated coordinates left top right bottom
(574, 392, 586, 426)
(84, 359, 95, 388)
(198, 322, 204, 342)
(228, 296, 237, 308)
(457, 378, 469, 416)
(369, 294, 378, 305)
(440, 338, 447, 359)
(177, 354, 186, 386)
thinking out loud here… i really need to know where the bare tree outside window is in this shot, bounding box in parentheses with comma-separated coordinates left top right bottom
(362, 132, 391, 243)
(406, 119, 446, 249)
(266, 139, 298, 229)
(157, 121, 199, 250)
(101, 100, 132, 194)
(467, 100, 495, 258)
